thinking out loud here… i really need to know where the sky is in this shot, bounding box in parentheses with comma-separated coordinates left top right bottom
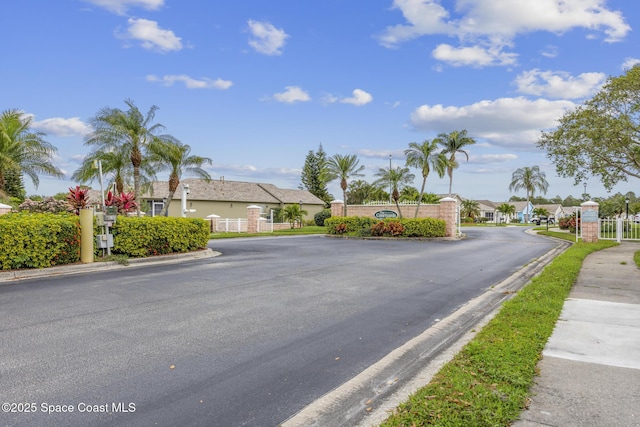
(3, 0, 639, 202)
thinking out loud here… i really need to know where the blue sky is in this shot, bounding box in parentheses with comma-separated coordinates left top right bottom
(3, 0, 639, 202)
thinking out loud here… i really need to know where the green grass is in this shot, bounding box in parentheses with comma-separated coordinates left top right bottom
(209, 225, 326, 239)
(537, 230, 577, 242)
(634, 250, 640, 268)
(380, 239, 617, 427)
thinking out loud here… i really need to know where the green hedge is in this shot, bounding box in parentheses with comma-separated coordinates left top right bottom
(325, 216, 446, 238)
(110, 216, 210, 257)
(0, 213, 80, 270)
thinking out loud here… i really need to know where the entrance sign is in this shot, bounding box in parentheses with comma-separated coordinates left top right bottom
(374, 210, 398, 219)
(582, 210, 598, 223)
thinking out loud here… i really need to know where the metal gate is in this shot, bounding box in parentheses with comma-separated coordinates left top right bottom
(575, 206, 582, 242)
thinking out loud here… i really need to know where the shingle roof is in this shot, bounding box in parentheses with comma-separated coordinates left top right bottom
(142, 178, 325, 205)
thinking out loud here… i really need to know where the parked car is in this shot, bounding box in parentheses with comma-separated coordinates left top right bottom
(532, 216, 555, 225)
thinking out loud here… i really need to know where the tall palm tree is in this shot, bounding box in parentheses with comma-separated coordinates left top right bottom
(0, 109, 63, 194)
(509, 166, 549, 222)
(404, 139, 441, 217)
(147, 139, 213, 215)
(434, 130, 476, 196)
(374, 166, 415, 218)
(84, 98, 174, 216)
(326, 154, 365, 216)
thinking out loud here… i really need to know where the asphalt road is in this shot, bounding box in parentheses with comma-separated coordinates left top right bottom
(0, 227, 557, 427)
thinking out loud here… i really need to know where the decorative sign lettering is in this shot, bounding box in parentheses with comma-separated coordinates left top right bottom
(582, 210, 598, 223)
(374, 209, 398, 219)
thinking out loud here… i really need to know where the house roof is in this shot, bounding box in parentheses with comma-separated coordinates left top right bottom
(495, 201, 532, 212)
(142, 178, 325, 205)
(534, 204, 562, 214)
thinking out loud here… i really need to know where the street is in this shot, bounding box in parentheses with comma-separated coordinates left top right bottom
(0, 227, 557, 426)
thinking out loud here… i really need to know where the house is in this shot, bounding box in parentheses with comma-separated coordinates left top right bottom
(141, 178, 326, 220)
(474, 200, 499, 222)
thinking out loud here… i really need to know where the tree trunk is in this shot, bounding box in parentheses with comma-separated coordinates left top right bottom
(415, 176, 426, 218)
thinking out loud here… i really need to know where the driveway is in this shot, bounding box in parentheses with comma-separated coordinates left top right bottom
(0, 227, 558, 426)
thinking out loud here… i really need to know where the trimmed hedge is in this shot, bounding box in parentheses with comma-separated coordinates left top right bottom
(0, 213, 80, 270)
(110, 216, 210, 257)
(325, 216, 446, 238)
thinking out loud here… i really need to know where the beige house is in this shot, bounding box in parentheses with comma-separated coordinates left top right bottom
(141, 178, 326, 221)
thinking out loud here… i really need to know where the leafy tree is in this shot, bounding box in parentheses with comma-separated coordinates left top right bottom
(301, 144, 332, 205)
(532, 207, 550, 218)
(496, 203, 516, 223)
(147, 139, 212, 216)
(434, 130, 476, 196)
(538, 65, 640, 190)
(461, 199, 481, 220)
(562, 195, 582, 207)
(508, 166, 549, 222)
(404, 139, 444, 217)
(84, 98, 175, 217)
(0, 109, 63, 193)
(399, 186, 420, 201)
(326, 154, 365, 216)
(373, 166, 415, 218)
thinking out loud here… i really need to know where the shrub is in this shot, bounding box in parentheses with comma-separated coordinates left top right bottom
(314, 209, 332, 226)
(110, 216, 209, 257)
(325, 216, 377, 234)
(326, 216, 446, 238)
(0, 213, 80, 269)
(18, 197, 70, 214)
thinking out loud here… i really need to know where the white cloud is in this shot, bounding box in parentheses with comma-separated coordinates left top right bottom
(32, 117, 92, 137)
(272, 86, 311, 103)
(379, 0, 630, 67)
(469, 153, 518, 164)
(410, 96, 576, 148)
(432, 44, 517, 67)
(146, 74, 233, 89)
(122, 18, 182, 52)
(514, 69, 606, 99)
(341, 89, 373, 106)
(622, 57, 640, 70)
(247, 20, 289, 56)
(82, 0, 164, 15)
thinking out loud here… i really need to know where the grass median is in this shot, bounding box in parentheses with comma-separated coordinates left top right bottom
(380, 232, 616, 427)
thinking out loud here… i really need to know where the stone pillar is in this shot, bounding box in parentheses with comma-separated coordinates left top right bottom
(439, 197, 457, 237)
(247, 205, 261, 233)
(330, 200, 344, 217)
(581, 201, 599, 243)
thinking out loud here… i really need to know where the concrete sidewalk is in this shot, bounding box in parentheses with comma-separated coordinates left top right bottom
(513, 242, 640, 427)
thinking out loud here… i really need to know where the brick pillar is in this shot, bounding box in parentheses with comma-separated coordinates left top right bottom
(439, 197, 457, 237)
(330, 200, 344, 217)
(247, 205, 261, 233)
(581, 201, 599, 243)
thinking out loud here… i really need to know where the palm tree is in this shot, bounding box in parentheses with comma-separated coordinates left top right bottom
(461, 199, 481, 221)
(84, 98, 175, 216)
(509, 166, 549, 222)
(374, 166, 415, 218)
(147, 139, 213, 216)
(404, 139, 442, 217)
(282, 204, 308, 228)
(496, 203, 516, 224)
(326, 154, 365, 216)
(0, 109, 63, 194)
(434, 130, 476, 196)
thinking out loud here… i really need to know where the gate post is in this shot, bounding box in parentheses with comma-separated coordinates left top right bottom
(331, 200, 344, 217)
(580, 201, 599, 243)
(247, 205, 261, 233)
(439, 197, 457, 238)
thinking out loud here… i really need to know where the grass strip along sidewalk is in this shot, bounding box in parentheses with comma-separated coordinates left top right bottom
(380, 232, 617, 426)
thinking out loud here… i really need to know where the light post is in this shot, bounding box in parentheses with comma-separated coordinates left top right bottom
(626, 198, 630, 219)
(583, 182, 587, 201)
(299, 199, 303, 228)
(389, 154, 392, 204)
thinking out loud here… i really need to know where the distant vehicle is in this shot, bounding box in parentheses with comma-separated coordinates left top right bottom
(635, 213, 640, 223)
(532, 216, 555, 225)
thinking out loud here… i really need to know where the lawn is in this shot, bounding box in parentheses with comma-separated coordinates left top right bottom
(209, 225, 326, 239)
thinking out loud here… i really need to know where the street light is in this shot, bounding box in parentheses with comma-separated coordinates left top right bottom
(299, 200, 303, 228)
(583, 182, 587, 201)
(389, 154, 392, 204)
(626, 198, 630, 219)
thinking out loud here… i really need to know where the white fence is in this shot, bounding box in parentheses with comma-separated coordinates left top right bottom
(599, 217, 640, 242)
(215, 218, 248, 233)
